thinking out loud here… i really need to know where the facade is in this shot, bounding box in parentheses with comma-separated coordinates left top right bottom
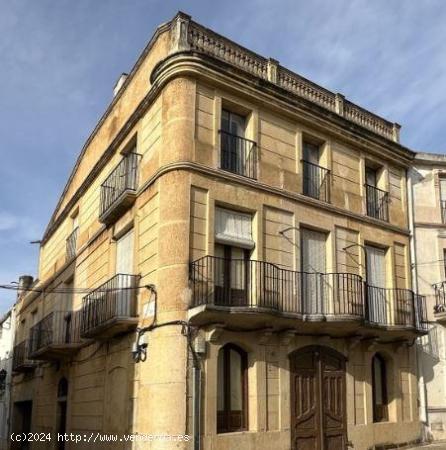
(0, 307, 16, 449)
(9, 12, 429, 450)
(411, 153, 446, 441)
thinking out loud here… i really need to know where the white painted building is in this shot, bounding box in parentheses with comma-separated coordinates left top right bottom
(411, 153, 446, 441)
(0, 307, 16, 449)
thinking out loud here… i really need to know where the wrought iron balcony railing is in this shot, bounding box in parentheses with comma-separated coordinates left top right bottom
(219, 130, 257, 180)
(29, 310, 83, 360)
(66, 227, 79, 261)
(365, 184, 389, 221)
(190, 256, 428, 332)
(99, 152, 140, 224)
(81, 274, 140, 339)
(12, 341, 35, 373)
(302, 160, 331, 203)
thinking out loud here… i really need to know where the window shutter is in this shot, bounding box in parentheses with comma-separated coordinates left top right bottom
(215, 208, 254, 249)
(440, 178, 446, 201)
(116, 229, 134, 275)
(301, 228, 326, 273)
(366, 245, 386, 288)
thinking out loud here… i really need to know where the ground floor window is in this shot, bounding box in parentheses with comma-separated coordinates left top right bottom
(217, 344, 248, 433)
(372, 353, 388, 422)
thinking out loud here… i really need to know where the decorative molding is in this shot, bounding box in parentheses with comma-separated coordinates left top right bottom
(258, 329, 274, 345)
(170, 12, 191, 54)
(280, 329, 297, 346)
(206, 325, 225, 344)
(187, 18, 397, 142)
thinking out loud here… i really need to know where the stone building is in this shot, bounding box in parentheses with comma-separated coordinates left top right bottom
(411, 153, 446, 441)
(10, 12, 428, 450)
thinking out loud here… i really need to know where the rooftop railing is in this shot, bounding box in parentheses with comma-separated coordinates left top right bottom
(183, 18, 398, 142)
(190, 256, 428, 332)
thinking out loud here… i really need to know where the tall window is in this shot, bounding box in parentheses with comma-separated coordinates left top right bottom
(440, 176, 446, 224)
(372, 354, 388, 422)
(300, 228, 327, 314)
(220, 109, 256, 179)
(302, 141, 330, 202)
(365, 166, 388, 221)
(57, 378, 68, 449)
(217, 344, 248, 433)
(214, 208, 253, 307)
(365, 245, 387, 323)
(116, 229, 134, 276)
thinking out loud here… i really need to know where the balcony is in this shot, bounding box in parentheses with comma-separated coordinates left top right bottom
(66, 227, 79, 261)
(81, 274, 140, 339)
(433, 281, 446, 322)
(219, 130, 257, 180)
(189, 256, 427, 339)
(28, 310, 83, 361)
(302, 160, 331, 203)
(365, 184, 389, 221)
(99, 153, 140, 225)
(12, 341, 35, 373)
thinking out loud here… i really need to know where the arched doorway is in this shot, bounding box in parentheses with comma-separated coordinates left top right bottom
(290, 346, 347, 450)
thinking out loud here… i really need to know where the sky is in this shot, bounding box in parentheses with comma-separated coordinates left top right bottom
(1, 0, 446, 312)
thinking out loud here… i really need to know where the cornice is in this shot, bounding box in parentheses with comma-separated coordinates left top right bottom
(136, 160, 410, 236)
(151, 52, 414, 167)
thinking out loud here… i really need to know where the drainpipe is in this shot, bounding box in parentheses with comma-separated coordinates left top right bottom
(192, 363, 201, 450)
(407, 169, 429, 436)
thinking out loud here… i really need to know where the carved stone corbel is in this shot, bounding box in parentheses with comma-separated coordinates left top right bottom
(280, 329, 297, 346)
(258, 328, 274, 345)
(206, 324, 225, 344)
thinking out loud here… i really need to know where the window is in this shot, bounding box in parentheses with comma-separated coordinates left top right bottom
(365, 245, 387, 323)
(220, 109, 256, 179)
(217, 344, 248, 433)
(57, 378, 69, 449)
(302, 141, 330, 202)
(440, 176, 446, 224)
(116, 229, 134, 275)
(300, 228, 327, 314)
(372, 354, 388, 422)
(214, 208, 253, 306)
(444, 249, 446, 279)
(365, 165, 388, 221)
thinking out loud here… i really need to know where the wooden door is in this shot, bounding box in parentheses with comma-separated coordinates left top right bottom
(290, 346, 347, 450)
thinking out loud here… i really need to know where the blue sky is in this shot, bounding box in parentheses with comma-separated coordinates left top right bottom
(1, 0, 446, 311)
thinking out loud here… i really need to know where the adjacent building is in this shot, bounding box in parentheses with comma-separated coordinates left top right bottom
(0, 307, 16, 449)
(9, 12, 429, 450)
(411, 153, 446, 441)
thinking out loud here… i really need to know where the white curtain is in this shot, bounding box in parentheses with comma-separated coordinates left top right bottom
(301, 228, 326, 314)
(215, 208, 254, 248)
(366, 245, 386, 288)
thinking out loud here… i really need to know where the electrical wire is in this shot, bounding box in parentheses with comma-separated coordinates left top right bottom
(0, 284, 147, 295)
